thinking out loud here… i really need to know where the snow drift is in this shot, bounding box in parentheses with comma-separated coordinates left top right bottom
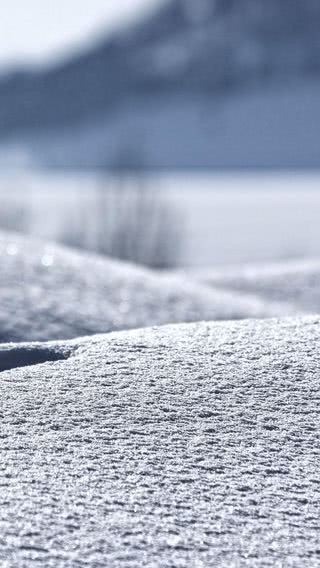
(0, 316, 319, 566)
(190, 258, 320, 314)
(0, 231, 288, 342)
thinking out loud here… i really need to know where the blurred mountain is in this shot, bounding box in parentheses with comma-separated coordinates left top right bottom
(1, 0, 320, 168)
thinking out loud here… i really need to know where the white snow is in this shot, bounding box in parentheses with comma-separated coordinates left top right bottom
(0, 231, 289, 342)
(190, 258, 320, 314)
(2, 170, 320, 267)
(1, 229, 320, 565)
(1, 316, 320, 566)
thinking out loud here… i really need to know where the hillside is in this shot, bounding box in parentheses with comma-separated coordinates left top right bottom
(0, 0, 320, 167)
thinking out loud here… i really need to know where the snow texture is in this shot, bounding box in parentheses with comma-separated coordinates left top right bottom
(0, 317, 320, 566)
(191, 258, 320, 314)
(0, 231, 289, 343)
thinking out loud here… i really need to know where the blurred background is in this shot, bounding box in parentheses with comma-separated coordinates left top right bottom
(1, 0, 320, 268)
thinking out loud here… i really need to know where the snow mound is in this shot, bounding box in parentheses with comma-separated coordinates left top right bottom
(0, 231, 289, 342)
(190, 258, 320, 314)
(1, 316, 320, 566)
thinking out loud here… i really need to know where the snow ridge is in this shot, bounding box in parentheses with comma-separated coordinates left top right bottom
(1, 317, 320, 566)
(0, 231, 292, 343)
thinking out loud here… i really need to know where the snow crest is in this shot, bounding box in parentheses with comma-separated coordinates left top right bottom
(0, 317, 319, 566)
(0, 231, 289, 342)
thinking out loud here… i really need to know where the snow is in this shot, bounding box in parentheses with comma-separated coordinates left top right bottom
(1, 316, 320, 566)
(2, 171, 320, 267)
(190, 258, 320, 314)
(0, 231, 290, 343)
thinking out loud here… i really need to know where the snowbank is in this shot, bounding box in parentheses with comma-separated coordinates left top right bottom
(190, 258, 320, 314)
(0, 231, 289, 342)
(1, 316, 319, 566)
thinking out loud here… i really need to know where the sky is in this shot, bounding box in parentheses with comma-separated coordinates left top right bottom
(0, 0, 163, 68)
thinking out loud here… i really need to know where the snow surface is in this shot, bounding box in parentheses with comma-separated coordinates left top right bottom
(1, 317, 320, 566)
(0, 231, 290, 342)
(190, 258, 320, 314)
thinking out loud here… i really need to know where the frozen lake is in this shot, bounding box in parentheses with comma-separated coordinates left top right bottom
(1, 170, 320, 267)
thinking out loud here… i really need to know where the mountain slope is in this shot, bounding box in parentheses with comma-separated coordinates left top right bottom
(27, 79, 320, 169)
(0, 0, 319, 137)
(0, 0, 320, 167)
